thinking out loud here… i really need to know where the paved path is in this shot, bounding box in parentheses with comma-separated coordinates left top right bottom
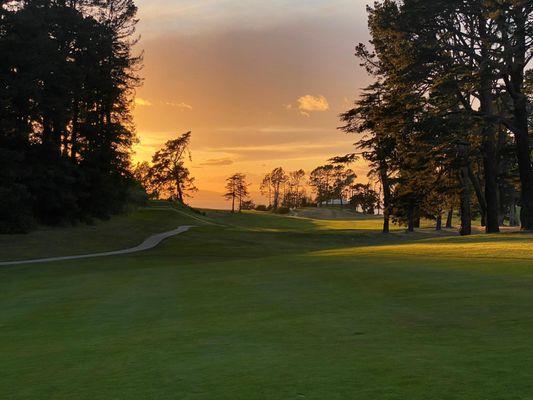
(0, 225, 195, 266)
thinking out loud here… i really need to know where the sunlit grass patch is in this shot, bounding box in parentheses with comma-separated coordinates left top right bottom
(311, 233, 533, 261)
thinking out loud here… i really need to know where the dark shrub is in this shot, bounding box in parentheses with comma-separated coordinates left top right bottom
(0, 184, 34, 233)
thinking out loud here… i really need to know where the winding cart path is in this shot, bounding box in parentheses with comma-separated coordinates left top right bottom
(0, 225, 194, 266)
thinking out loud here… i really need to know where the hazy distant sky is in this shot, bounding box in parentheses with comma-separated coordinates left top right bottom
(133, 0, 373, 208)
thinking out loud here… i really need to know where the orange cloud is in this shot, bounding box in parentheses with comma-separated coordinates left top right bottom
(297, 95, 330, 116)
(135, 97, 153, 107)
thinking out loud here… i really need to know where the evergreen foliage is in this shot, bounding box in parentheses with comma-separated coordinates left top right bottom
(0, 0, 141, 232)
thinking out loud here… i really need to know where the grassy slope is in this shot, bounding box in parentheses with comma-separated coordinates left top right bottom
(290, 206, 384, 221)
(0, 204, 204, 261)
(1, 209, 533, 399)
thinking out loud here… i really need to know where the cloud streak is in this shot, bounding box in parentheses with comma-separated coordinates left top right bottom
(200, 157, 234, 166)
(216, 126, 327, 133)
(165, 101, 193, 110)
(135, 98, 193, 111)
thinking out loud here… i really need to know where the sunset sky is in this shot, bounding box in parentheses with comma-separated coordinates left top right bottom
(133, 0, 373, 208)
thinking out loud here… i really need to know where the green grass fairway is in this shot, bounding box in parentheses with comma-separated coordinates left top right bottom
(1, 208, 533, 399)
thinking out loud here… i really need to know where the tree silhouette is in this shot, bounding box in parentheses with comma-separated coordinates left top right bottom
(224, 173, 250, 213)
(149, 132, 197, 203)
(340, 0, 532, 234)
(261, 168, 287, 209)
(0, 0, 141, 231)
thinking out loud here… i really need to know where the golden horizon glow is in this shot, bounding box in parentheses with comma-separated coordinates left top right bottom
(133, 0, 373, 208)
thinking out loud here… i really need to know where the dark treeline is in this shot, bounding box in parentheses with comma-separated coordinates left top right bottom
(0, 0, 141, 233)
(260, 167, 312, 211)
(258, 166, 381, 215)
(340, 0, 532, 235)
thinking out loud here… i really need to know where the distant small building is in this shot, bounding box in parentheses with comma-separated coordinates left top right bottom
(319, 199, 346, 207)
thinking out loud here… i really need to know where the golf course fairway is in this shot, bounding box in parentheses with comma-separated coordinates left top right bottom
(1, 206, 533, 399)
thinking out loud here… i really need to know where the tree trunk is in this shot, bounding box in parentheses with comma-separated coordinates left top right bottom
(446, 208, 453, 229)
(375, 185, 382, 215)
(457, 142, 472, 236)
(407, 202, 415, 233)
(498, 184, 506, 227)
(497, 127, 508, 227)
(231, 194, 235, 213)
(482, 94, 500, 233)
(414, 208, 421, 229)
(459, 169, 472, 236)
(503, 7, 533, 231)
(436, 212, 442, 231)
(176, 182, 184, 203)
(380, 164, 391, 234)
(383, 212, 390, 234)
(513, 96, 533, 231)
(467, 165, 487, 226)
(478, 13, 500, 234)
(509, 196, 518, 227)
